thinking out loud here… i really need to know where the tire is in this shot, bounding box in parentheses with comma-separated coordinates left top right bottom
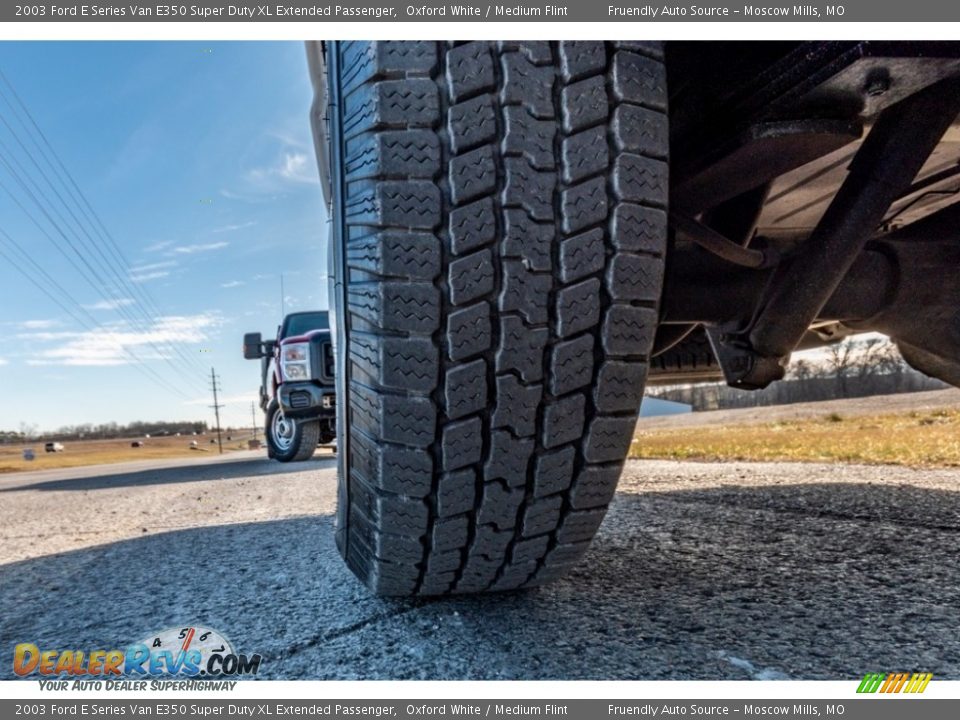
(265, 399, 319, 462)
(649, 327, 722, 385)
(327, 41, 668, 595)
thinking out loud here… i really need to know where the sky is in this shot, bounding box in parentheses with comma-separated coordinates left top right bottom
(0, 42, 329, 432)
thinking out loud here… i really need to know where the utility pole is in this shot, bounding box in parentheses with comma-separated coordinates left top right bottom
(209, 367, 224, 454)
(251, 402, 258, 441)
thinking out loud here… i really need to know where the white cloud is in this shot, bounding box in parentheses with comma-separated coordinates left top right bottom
(130, 260, 177, 273)
(130, 271, 170, 283)
(169, 241, 229, 255)
(212, 221, 256, 234)
(20, 319, 59, 330)
(26, 313, 221, 367)
(0, 357, 8, 366)
(83, 298, 136, 311)
(220, 280, 244, 288)
(144, 240, 173, 253)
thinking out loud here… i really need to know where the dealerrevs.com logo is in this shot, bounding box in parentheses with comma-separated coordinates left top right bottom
(13, 626, 263, 680)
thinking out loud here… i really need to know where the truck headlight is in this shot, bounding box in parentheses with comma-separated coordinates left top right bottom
(283, 363, 309, 380)
(281, 342, 311, 380)
(282, 343, 309, 362)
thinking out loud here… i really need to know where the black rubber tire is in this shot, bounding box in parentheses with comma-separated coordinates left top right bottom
(328, 41, 668, 596)
(649, 326, 723, 385)
(265, 399, 319, 462)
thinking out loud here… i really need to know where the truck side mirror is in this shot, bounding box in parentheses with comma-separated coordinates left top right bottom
(243, 332, 264, 359)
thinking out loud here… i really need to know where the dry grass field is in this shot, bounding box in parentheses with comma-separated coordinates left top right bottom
(632, 407, 960, 467)
(0, 432, 259, 473)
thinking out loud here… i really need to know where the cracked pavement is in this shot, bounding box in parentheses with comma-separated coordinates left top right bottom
(1, 453, 958, 679)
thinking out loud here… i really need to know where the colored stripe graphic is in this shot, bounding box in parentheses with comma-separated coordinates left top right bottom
(857, 672, 932, 694)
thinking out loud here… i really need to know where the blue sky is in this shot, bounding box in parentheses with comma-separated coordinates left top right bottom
(0, 42, 328, 432)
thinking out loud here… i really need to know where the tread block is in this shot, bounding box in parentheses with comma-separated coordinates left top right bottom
(477, 483, 524, 530)
(346, 180, 441, 229)
(433, 515, 470, 553)
(446, 42, 495, 102)
(449, 95, 498, 154)
(561, 75, 607, 133)
(501, 41, 553, 66)
(500, 51, 555, 119)
(534, 445, 576, 498)
(442, 416, 483, 470)
(437, 468, 476, 517)
(352, 480, 429, 537)
(341, 41, 438, 94)
(556, 278, 601, 338)
(445, 358, 488, 420)
(522, 496, 564, 537)
(475, 524, 514, 556)
(450, 146, 497, 205)
(606, 254, 665, 302)
(503, 106, 557, 171)
(512, 535, 550, 564)
(343, 79, 439, 138)
(447, 302, 492, 361)
(449, 249, 495, 306)
(601, 305, 658, 356)
(345, 130, 440, 181)
(570, 464, 622, 509)
(615, 41, 664, 60)
(489, 563, 538, 591)
(612, 154, 668, 207)
(450, 197, 496, 255)
(428, 550, 464, 574)
(350, 430, 433, 497)
(612, 104, 669, 159)
(502, 210, 553, 272)
(493, 375, 543, 438)
(350, 333, 438, 392)
(348, 281, 440, 334)
(500, 260, 551, 325)
(611, 50, 667, 109)
(559, 41, 606, 82)
(550, 334, 595, 396)
(543, 392, 586, 449)
(611, 204, 668, 253)
(346, 231, 440, 281)
(503, 158, 556, 221)
(562, 126, 609, 184)
(347, 547, 418, 595)
(556, 508, 607, 544)
(584, 416, 636, 463)
(559, 228, 605, 283)
(594, 360, 647, 413)
(496, 316, 548, 383)
(456, 556, 501, 593)
(561, 177, 607, 234)
(350, 385, 437, 448)
(485, 431, 534, 488)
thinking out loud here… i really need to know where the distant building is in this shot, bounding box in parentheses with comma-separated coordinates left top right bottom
(640, 396, 692, 417)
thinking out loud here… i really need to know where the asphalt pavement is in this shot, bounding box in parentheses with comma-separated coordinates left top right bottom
(1, 453, 958, 680)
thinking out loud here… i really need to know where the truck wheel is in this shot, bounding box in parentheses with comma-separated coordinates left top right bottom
(327, 41, 668, 595)
(265, 400, 319, 462)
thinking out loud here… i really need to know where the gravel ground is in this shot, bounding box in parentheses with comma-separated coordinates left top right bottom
(1, 453, 958, 680)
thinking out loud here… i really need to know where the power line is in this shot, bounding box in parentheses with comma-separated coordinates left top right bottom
(0, 70, 212, 381)
(0, 228, 197, 402)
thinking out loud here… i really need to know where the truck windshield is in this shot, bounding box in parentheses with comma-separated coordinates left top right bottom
(281, 312, 329, 338)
